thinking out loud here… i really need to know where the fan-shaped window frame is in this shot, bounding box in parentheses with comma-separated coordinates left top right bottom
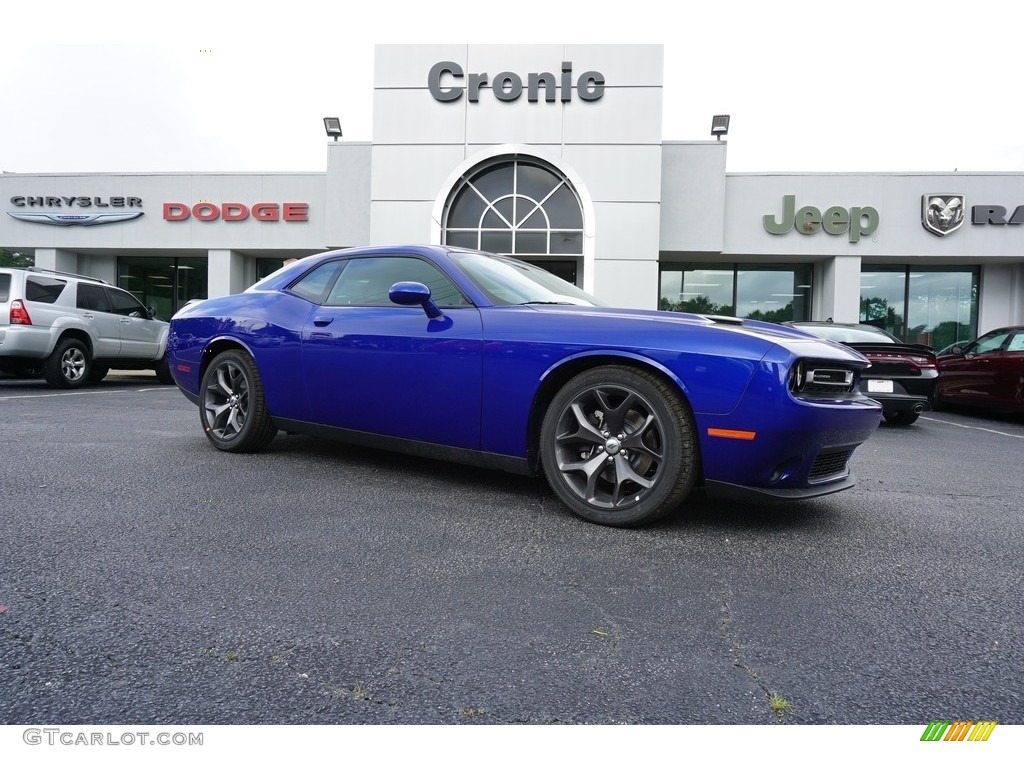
(441, 156, 585, 263)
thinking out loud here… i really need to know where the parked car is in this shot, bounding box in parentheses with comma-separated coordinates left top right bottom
(935, 326, 1024, 412)
(0, 266, 172, 387)
(782, 321, 938, 425)
(167, 245, 882, 528)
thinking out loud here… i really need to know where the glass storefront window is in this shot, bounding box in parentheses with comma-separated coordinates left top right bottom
(907, 270, 977, 349)
(117, 256, 207, 320)
(861, 266, 977, 347)
(859, 268, 906, 339)
(737, 266, 812, 322)
(660, 267, 735, 315)
(659, 264, 812, 322)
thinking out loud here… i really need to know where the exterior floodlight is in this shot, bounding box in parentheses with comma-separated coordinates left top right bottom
(711, 114, 730, 140)
(323, 117, 343, 140)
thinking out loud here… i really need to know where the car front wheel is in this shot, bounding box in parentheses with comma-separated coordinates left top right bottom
(43, 338, 91, 388)
(199, 350, 277, 452)
(540, 366, 697, 527)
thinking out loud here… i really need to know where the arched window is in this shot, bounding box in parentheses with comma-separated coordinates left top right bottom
(442, 156, 584, 283)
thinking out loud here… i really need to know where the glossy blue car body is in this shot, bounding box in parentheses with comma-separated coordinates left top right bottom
(168, 245, 881, 526)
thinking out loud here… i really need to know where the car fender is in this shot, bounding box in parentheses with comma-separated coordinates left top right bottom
(199, 333, 258, 368)
(537, 348, 698, 404)
(49, 315, 96, 354)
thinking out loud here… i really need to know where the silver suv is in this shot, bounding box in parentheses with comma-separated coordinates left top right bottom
(0, 267, 172, 387)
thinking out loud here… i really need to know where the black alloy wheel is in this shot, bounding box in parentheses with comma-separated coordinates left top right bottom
(199, 350, 277, 452)
(540, 365, 697, 527)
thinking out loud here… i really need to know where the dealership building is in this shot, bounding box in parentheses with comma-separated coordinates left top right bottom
(3, 44, 1022, 350)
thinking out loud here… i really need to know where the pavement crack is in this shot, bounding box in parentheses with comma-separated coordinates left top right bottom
(719, 588, 792, 723)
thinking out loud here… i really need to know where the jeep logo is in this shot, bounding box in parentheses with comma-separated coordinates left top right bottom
(763, 195, 879, 243)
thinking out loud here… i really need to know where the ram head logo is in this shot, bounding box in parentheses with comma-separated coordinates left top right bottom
(922, 194, 965, 237)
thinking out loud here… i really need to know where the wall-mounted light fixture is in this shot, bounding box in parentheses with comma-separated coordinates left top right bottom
(323, 117, 343, 141)
(711, 114, 730, 140)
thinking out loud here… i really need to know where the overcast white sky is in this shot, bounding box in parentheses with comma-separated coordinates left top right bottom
(5, 0, 1023, 176)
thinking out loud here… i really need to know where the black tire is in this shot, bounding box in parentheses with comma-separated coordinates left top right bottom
(88, 365, 110, 383)
(199, 350, 277, 452)
(154, 355, 174, 384)
(43, 338, 91, 389)
(540, 366, 697, 527)
(883, 410, 920, 426)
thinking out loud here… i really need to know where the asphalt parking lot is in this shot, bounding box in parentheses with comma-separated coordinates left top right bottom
(1, 373, 1022, 725)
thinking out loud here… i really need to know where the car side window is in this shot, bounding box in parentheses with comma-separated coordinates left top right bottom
(25, 276, 67, 303)
(77, 283, 111, 312)
(289, 261, 344, 303)
(324, 257, 469, 308)
(970, 331, 1010, 355)
(0, 274, 10, 302)
(106, 287, 148, 317)
(1006, 332, 1024, 352)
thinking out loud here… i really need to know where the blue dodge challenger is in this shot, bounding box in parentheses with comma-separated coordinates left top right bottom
(167, 245, 881, 527)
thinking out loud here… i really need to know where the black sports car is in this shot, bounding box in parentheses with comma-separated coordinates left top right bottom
(783, 322, 938, 425)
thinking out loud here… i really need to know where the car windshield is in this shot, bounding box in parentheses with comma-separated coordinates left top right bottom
(450, 251, 605, 307)
(795, 325, 895, 344)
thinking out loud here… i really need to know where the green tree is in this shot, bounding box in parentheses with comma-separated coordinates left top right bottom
(0, 249, 33, 267)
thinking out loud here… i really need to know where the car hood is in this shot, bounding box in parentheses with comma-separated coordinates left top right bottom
(520, 305, 871, 364)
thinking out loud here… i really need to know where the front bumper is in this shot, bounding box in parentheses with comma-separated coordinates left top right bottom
(704, 473, 857, 502)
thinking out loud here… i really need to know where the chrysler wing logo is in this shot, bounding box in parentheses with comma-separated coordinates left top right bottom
(922, 194, 965, 237)
(6, 211, 144, 227)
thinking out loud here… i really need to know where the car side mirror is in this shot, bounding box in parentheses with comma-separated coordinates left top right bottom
(147, 305, 158, 320)
(950, 345, 963, 355)
(389, 281, 442, 319)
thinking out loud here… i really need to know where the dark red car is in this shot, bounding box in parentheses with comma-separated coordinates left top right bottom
(784, 321, 938, 425)
(936, 326, 1024, 413)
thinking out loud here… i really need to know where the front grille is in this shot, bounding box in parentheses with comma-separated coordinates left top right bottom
(808, 447, 854, 483)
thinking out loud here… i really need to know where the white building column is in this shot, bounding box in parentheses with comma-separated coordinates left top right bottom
(979, 263, 1024, 331)
(207, 249, 245, 298)
(33, 248, 79, 275)
(816, 255, 862, 323)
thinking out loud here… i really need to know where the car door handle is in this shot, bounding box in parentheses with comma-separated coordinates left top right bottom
(313, 316, 334, 327)
(120, 318, 132, 324)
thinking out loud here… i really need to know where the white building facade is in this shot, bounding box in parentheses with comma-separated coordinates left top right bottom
(3, 44, 1022, 350)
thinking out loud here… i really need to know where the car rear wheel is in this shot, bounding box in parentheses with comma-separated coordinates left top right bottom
(883, 410, 920, 426)
(154, 355, 174, 384)
(540, 366, 697, 527)
(43, 338, 91, 389)
(199, 350, 277, 452)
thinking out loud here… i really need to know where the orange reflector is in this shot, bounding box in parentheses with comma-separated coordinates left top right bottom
(707, 428, 757, 441)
